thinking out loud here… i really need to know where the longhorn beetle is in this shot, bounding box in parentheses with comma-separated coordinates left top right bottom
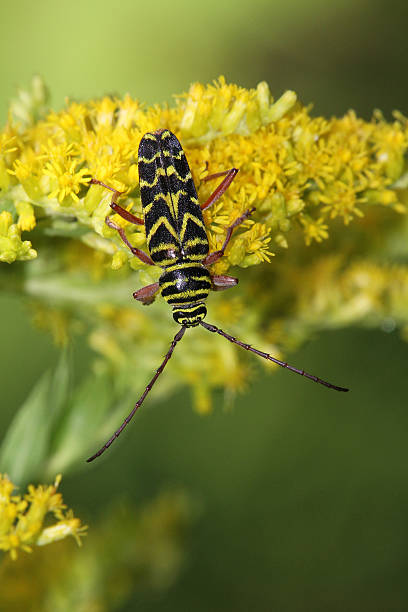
(87, 129, 348, 462)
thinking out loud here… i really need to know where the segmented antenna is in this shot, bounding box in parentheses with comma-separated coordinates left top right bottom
(87, 326, 187, 462)
(200, 321, 349, 392)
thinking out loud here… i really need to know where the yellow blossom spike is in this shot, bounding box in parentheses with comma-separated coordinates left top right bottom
(1, 76, 408, 460)
(1, 77, 407, 265)
(0, 474, 86, 560)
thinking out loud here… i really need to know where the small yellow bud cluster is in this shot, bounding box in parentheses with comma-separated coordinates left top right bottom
(0, 474, 86, 560)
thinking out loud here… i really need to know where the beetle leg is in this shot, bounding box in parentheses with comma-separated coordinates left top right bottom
(105, 217, 154, 266)
(211, 275, 238, 291)
(90, 178, 144, 225)
(203, 207, 256, 266)
(200, 168, 239, 211)
(133, 282, 160, 304)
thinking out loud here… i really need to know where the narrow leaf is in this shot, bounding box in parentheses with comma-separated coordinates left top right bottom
(0, 371, 52, 484)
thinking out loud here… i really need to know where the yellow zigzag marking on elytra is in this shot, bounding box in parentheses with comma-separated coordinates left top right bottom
(179, 212, 206, 242)
(165, 165, 193, 182)
(168, 188, 189, 219)
(183, 237, 208, 247)
(139, 151, 162, 163)
(149, 242, 180, 254)
(140, 167, 166, 188)
(147, 216, 179, 242)
(142, 133, 158, 141)
(163, 188, 197, 222)
(163, 148, 183, 158)
(140, 149, 188, 165)
(143, 193, 170, 216)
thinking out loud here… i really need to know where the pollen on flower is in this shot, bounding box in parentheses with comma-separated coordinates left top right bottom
(0, 474, 86, 560)
(300, 214, 329, 245)
(44, 158, 91, 203)
(3, 77, 408, 454)
(10, 159, 32, 182)
(202, 201, 231, 236)
(227, 222, 274, 267)
(319, 180, 364, 224)
(1, 77, 407, 269)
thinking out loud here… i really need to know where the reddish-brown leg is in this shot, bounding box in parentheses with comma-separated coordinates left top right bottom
(200, 168, 239, 211)
(105, 217, 154, 266)
(211, 275, 238, 291)
(133, 282, 160, 304)
(90, 178, 144, 225)
(203, 207, 256, 266)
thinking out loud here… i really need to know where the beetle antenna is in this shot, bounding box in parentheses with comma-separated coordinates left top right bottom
(200, 321, 349, 392)
(87, 326, 187, 462)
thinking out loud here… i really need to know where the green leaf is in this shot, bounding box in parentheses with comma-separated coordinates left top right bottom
(0, 351, 70, 485)
(48, 349, 71, 431)
(45, 373, 115, 476)
(0, 199, 17, 217)
(0, 370, 52, 484)
(0, 349, 120, 479)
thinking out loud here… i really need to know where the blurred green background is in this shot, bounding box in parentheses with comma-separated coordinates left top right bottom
(1, 0, 408, 610)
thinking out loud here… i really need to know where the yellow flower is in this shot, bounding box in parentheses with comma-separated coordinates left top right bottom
(0, 211, 37, 263)
(44, 158, 91, 203)
(300, 214, 329, 245)
(1, 76, 408, 418)
(36, 512, 86, 546)
(0, 474, 86, 560)
(1, 76, 407, 267)
(15, 201, 36, 231)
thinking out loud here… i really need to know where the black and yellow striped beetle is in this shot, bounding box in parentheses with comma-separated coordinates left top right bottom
(87, 129, 348, 462)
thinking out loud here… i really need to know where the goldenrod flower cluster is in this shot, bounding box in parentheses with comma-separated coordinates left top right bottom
(0, 488, 193, 610)
(1, 76, 406, 268)
(0, 473, 86, 560)
(1, 77, 408, 472)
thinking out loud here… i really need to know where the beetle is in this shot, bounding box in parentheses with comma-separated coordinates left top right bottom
(87, 129, 348, 462)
